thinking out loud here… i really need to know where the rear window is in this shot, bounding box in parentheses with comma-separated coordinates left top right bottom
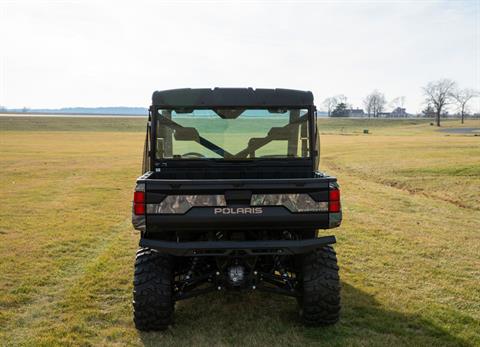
(155, 108, 310, 160)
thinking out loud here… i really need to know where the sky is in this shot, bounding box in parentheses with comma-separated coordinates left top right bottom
(0, 0, 479, 113)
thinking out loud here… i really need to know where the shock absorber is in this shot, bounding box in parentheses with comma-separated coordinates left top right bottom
(180, 256, 199, 292)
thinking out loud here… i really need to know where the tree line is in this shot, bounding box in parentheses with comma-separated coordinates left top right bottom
(322, 78, 479, 126)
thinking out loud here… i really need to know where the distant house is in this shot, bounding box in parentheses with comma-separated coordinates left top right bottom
(391, 107, 407, 117)
(379, 107, 408, 118)
(347, 108, 365, 117)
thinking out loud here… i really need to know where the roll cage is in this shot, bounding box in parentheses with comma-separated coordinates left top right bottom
(142, 88, 319, 173)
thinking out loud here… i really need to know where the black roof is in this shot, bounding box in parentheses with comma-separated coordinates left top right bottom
(152, 88, 314, 107)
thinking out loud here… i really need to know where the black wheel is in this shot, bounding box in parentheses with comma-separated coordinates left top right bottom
(298, 245, 341, 326)
(133, 248, 174, 331)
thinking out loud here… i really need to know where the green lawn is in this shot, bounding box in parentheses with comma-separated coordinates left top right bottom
(0, 116, 479, 346)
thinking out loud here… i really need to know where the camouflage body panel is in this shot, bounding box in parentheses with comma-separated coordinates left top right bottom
(132, 183, 145, 232)
(147, 195, 227, 214)
(251, 194, 328, 212)
(144, 193, 328, 215)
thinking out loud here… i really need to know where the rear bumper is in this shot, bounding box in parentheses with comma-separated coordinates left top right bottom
(139, 235, 336, 256)
(145, 208, 339, 232)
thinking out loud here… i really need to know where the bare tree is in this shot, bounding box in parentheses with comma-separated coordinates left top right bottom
(335, 94, 348, 105)
(363, 94, 374, 117)
(322, 97, 338, 117)
(423, 79, 456, 126)
(422, 104, 435, 118)
(452, 88, 479, 124)
(375, 92, 386, 117)
(389, 96, 406, 109)
(363, 90, 386, 117)
(323, 95, 348, 116)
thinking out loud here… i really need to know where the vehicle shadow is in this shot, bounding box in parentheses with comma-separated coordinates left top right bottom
(138, 281, 471, 346)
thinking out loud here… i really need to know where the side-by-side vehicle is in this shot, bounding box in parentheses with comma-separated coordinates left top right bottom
(131, 88, 342, 330)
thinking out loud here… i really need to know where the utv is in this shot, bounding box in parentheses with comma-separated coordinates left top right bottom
(131, 88, 342, 330)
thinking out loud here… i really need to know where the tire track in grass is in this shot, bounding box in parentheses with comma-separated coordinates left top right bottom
(0, 170, 129, 314)
(51, 233, 138, 345)
(2, 218, 136, 346)
(321, 158, 480, 211)
(335, 173, 479, 345)
(26, 223, 138, 346)
(324, 162, 480, 325)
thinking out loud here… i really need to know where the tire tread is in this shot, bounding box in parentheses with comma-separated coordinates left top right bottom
(133, 248, 174, 331)
(300, 245, 341, 326)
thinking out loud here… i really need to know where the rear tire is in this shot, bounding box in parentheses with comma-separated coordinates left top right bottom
(133, 248, 174, 331)
(298, 245, 340, 326)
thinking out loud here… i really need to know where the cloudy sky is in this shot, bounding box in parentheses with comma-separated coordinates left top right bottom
(1, 0, 479, 113)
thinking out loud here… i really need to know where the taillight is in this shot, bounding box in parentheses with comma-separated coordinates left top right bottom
(133, 191, 145, 215)
(329, 187, 341, 212)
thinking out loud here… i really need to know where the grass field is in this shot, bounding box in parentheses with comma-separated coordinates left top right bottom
(0, 116, 479, 346)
